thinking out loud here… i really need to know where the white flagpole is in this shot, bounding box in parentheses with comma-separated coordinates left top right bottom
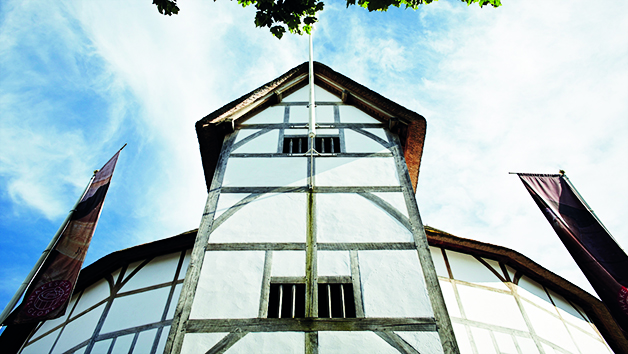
(308, 28, 316, 140)
(0, 173, 95, 325)
(307, 28, 317, 190)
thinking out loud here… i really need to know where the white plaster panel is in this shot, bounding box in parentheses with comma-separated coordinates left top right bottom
(469, 327, 497, 354)
(191, 251, 265, 319)
(316, 105, 335, 123)
(232, 130, 279, 154)
(396, 331, 444, 354)
(561, 308, 598, 335)
(521, 300, 578, 353)
(493, 332, 517, 354)
(319, 331, 398, 354)
(241, 106, 284, 124)
(283, 85, 340, 102)
(515, 336, 540, 354)
(429, 247, 448, 278)
(283, 85, 309, 102)
(547, 289, 588, 326)
(72, 278, 110, 316)
(316, 193, 412, 243)
(569, 324, 612, 354)
(34, 296, 78, 336)
(451, 323, 473, 354)
(318, 251, 351, 276)
(223, 157, 307, 187)
(542, 343, 558, 354)
(372, 192, 408, 218)
(339, 106, 380, 123)
(52, 303, 105, 354)
(110, 333, 134, 354)
(317, 128, 339, 136)
(316, 86, 342, 102)
(225, 332, 305, 353)
(121, 253, 179, 292)
(364, 128, 389, 141)
(315, 157, 399, 186)
(516, 276, 554, 312)
(22, 328, 60, 354)
(439, 280, 461, 318)
(155, 326, 170, 354)
(181, 333, 228, 354)
(180, 249, 191, 280)
(456, 284, 527, 331)
(284, 128, 307, 136)
(272, 251, 306, 277)
(290, 105, 309, 123)
(481, 258, 504, 279)
(444, 250, 508, 290)
(167, 283, 183, 319)
(344, 129, 389, 153)
(101, 287, 170, 333)
(134, 329, 158, 353)
(214, 193, 249, 220)
(91, 338, 112, 353)
(234, 129, 260, 144)
(209, 193, 306, 243)
(359, 250, 433, 317)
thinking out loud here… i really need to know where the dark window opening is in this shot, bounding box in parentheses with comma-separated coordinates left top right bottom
(318, 283, 356, 318)
(283, 137, 308, 154)
(315, 136, 340, 154)
(268, 283, 306, 318)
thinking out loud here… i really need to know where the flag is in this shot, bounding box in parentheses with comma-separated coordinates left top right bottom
(517, 173, 628, 333)
(7, 151, 121, 324)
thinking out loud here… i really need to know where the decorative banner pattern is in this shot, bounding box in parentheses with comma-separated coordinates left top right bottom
(518, 173, 628, 334)
(9, 151, 120, 324)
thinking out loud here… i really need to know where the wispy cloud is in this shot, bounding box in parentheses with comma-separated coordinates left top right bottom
(0, 0, 626, 304)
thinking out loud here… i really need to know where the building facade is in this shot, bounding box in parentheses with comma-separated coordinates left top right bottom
(3, 62, 626, 354)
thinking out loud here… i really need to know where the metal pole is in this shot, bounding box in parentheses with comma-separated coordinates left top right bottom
(308, 30, 316, 140)
(0, 173, 96, 325)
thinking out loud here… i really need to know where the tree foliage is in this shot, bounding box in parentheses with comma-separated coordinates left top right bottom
(152, 0, 501, 39)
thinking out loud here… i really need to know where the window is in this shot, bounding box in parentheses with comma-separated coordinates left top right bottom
(268, 283, 306, 318)
(283, 137, 308, 154)
(315, 136, 340, 154)
(318, 283, 356, 318)
(267, 281, 356, 319)
(282, 136, 341, 154)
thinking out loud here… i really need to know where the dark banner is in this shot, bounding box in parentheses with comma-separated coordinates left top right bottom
(8, 152, 120, 324)
(518, 173, 628, 333)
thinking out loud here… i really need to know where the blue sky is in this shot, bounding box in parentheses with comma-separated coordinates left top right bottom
(1, 0, 627, 320)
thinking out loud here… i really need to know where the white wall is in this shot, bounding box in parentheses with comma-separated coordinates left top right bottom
(430, 245, 613, 354)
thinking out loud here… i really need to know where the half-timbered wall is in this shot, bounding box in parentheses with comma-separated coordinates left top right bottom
(167, 84, 455, 354)
(429, 246, 613, 354)
(20, 250, 191, 354)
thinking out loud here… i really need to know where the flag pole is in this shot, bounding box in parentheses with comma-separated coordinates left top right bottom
(0, 173, 96, 325)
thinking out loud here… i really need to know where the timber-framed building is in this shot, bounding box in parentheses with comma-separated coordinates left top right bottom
(1, 62, 625, 354)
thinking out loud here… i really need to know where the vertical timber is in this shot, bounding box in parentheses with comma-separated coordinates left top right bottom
(164, 131, 238, 354)
(387, 130, 460, 354)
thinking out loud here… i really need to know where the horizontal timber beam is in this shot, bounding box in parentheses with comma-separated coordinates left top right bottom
(205, 243, 416, 251)
(219, 186, 402, 194)
(185, 317, 437, 333)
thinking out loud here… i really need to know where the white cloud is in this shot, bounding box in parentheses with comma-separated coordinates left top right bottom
(1, 0, 626, 301)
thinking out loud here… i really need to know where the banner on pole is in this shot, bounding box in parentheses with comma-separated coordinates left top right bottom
(517, 173, 628, 333)
(7, 151, 121, 324)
